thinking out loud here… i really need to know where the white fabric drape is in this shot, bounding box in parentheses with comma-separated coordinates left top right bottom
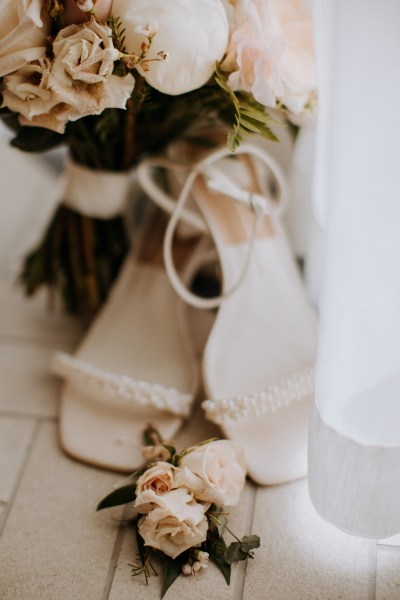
(308, 0, 400, 538)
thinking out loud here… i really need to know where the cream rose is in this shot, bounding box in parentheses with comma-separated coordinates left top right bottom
(0, 0, 50, 77)
(223, 0, 316, 114)
(138, 488, 208, 558)
(112, 0, 229, 95)
(136, 462, 175, 496)
(49, 20, 136, 116)
(51, 20, 119, 85)
(1, 59, 68, 133)
(2, 20, 135, 133)
(181, 440, 246, 506)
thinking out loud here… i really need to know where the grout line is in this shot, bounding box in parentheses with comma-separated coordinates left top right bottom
(366, 540, 378, 600)
(0, 419, 41, 538)
(100, 505, 130, 600)
(377, 543, 400, 553)
(233, 481, 258, 600)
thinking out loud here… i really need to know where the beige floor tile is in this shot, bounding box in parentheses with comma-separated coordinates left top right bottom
(376, 546, 400, 600)
(0, 278, 85, 344)
(0, 416, 37, 503)
(0, 502, 6, 532)
(243, 479, 373, 600)
(0, 422, 121, 600)
(0, 339, 73, 417)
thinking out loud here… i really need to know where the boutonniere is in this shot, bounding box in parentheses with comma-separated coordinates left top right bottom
(97, 425, 260, 597)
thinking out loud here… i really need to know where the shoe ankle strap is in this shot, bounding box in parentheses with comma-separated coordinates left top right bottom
(163, 143, 288, 310)
(137, 157, 208, 233)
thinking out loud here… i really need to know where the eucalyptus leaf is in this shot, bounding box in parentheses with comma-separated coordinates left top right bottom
(224, 535, 261, 564)
(241, 535, 261, 550)
(161, 554, 187, 598)
(96, 483, 136, 511)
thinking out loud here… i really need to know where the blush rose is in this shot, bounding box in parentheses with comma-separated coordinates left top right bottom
(223, 0, 316, 114)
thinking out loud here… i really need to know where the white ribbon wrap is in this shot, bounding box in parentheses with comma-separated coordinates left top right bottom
(62, 158, 131, 219)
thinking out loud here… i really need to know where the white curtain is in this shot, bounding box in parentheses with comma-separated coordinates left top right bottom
(307, 0, 400, 538)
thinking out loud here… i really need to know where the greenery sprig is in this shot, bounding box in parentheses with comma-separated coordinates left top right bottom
(215, 64, 280, 151)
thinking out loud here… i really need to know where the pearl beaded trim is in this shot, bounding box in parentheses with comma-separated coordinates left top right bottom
(52, 352, 193, 417)
(202, 366, 314, 424)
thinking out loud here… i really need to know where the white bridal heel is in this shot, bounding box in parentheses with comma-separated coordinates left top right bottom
(52, 211, 202, 471)
(138, 143, 317, 484)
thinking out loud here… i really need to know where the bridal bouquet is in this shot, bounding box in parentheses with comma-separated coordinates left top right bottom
(0, 0, 316, 313)
(97, 426, 259, 597)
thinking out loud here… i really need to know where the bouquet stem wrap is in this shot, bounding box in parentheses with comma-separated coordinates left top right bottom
(20, 157, 131, 315)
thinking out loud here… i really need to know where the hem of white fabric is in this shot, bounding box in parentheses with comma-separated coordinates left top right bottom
(308, 404, 400, 539)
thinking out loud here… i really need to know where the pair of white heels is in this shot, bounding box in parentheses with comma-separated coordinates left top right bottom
(53, 140, 316, 485)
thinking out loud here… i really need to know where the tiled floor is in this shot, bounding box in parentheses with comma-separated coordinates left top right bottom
(1, 139, 399, 600)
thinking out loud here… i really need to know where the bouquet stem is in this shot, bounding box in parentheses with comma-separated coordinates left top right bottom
(20, 204, 129, 315)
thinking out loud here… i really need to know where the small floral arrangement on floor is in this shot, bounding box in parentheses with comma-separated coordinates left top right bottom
(0, 0, 316, 314)
(97, 426, 260, 597)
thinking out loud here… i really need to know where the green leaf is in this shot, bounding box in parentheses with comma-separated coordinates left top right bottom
(10, 126, 64, 152)
(239, 116, 263, 134)
(96, 483, 136, 511)
(241, 535, 261, 550)
(224, 535, 261, 565)
(215, 64, 281, 151)
(207, 532, 231, 585)
(161, 554, 187, 598)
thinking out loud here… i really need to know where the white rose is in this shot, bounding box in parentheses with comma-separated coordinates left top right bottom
(0, 0, 50, 77)
(181, 440, 246, 506)
(138, 488, 208, 558)
(111, 0, 229, 95)
(223, 0, 316, 114)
